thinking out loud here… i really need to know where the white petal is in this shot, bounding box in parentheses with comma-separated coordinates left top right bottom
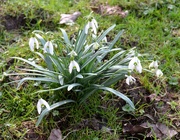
(92, 18, 98, 28)
(58, 75, 64, 85)
(126, 77, 130, 85)
(136, 63, 142, 73)
(91, 21, 97, 35)
(125, 75, 136, 85)
(149, 61, 158, 69)
(85, 23, 89, 34)
(34, 38, 39, 49)
(49, 41, 54, 55)
(37, 98, 50, 114)
(69, 61, 74, 74)
(156, 69, 163, 77)
(93, 42, 100, 50)
(73, 60, 80, 72)
(44, 42, 49, 53)
(29, 37, 34, 51)
(67, 85, 73, 91)
(76, 74, 83, 78)
(128, 58, 135, 70)
(68, 50, 77, 57)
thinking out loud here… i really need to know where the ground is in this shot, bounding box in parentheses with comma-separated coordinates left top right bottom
(0, 0, 180, 139)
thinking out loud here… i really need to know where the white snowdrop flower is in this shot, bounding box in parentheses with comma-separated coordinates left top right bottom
(102, 36, 107, 43)
(85, 18, 98, 35)
(29, 37, 39, 51)
(69, 60, 80, 74)
(68, 50, 77, 57)
(44, 41, 54, 55)
(37, 98, 50, 114)
(125, 75, 136, 85)
(93, 42, 100, 50)
(155, 69, 163, 77)
(58, 75, 64, 85)
(149, 60, 158, 69)
(128, 57, 142, 73)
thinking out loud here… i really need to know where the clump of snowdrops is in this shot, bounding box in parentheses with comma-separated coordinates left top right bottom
(5, 18, 163, 126)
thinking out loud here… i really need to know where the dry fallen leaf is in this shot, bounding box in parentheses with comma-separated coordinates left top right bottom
(123, 123, 150, 134)
(48, 129, 62, 140)
(156, 122, 178, 139)
(59, 11, 81, 25)
(123, 122, 178, 139)
(91, 4, 128, 17)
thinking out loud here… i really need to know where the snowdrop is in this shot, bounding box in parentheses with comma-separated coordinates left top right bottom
(44, 41, 54, 55)
(29, 37, 39, 51)
(149, 60, 158, 69)
(85, 18, 98, 35)
(128, 57, 142, 73)
(69, 60, 80, 74)
(93, 42, 100, 50)
(68, 50, 77, 58)
(154, 69, 163, 77)
(37, 98, 50, 114)
(149, 60, 163, 77)
(125, 75, 136, 85)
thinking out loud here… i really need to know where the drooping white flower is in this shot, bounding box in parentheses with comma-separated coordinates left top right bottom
(149, 60, 158, 69)
(37, 98, 50, 114)
(69, 60, 80, 74)
(29, 37, 39, 51)
(125, 75, 136, 85)
(102, 36, 107, 43)
(128, 57, 142, 73)
(58, 75, 64, 85)
(44, 41, 54, 55)
(85, 18, 98, 35)
(68, 50, 77, 58)
(93, 42, 100, 50)
(154, 69, 163, 77)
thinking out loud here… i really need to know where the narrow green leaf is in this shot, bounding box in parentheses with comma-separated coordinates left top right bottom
(60, 28, 71, 46)
(96, 24, 116, 43)
(96, 85, 135, 109)
(17, 77, 58, 89)
(36, 100, 75, 126)
(35, 85, 69, 93)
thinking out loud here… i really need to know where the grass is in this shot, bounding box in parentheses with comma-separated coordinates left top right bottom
(0, 0, 180, 139)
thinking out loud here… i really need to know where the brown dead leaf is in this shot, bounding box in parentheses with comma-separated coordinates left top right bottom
(59, 11, 81, 25)
(156, 122, 178, 138)
(147, 93, 161, 102)
(123, 122, 178, 139)
(123, 123, 150, 134)
(48, 129, 62, 140)
(142, 122, 178, 139)
(91, 4, 128, 17)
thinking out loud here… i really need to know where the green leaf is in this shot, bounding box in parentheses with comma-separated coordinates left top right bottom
(75, 29, 88, 54)
(94, 85, 135, 109)
(35, 85, 69, 93)
(17, 77, 58, 89)
(96, 24, 116, 43)
(12, 57, 44, 70)
(36, 100, 75, 126)
(35, 33, 46, 46)
(80, 88, 98, 104)
(60, 28, 71, 46)
(44, 55, 54, 71)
